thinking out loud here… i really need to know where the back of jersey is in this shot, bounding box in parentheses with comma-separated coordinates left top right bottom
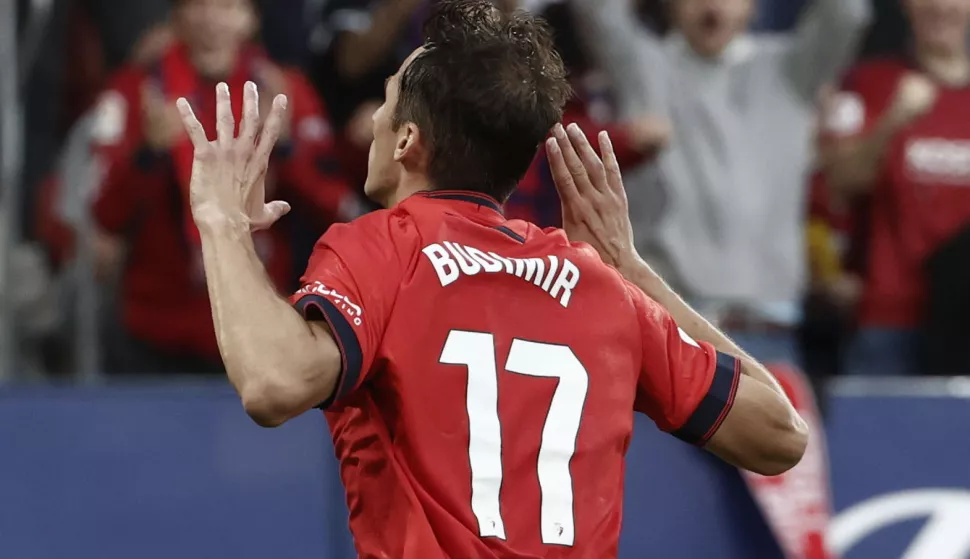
(294, 192, 737, 559)
(378, 193, 643, 558)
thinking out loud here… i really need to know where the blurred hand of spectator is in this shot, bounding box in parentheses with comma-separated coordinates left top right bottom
(94, 230, 124, 281)
(141, 83, 185, 151)
(620, 114, 671, 155)
(824, 273, 862, 310)
(888, 73, 938, 125)
(822, 72, 938, 198)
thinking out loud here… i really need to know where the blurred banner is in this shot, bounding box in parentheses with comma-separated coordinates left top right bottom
(741, 366, 835, 559)
(1, 381, 968, 559)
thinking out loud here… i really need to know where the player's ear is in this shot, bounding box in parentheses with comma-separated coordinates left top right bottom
(393, 122, 426, 167)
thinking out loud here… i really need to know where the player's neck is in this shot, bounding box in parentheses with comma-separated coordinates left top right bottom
(915, 42, 970, 87)
(384, 173, 433, 208)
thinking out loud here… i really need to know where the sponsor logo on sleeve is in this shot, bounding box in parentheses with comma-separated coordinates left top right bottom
(297, 281, 363, 326)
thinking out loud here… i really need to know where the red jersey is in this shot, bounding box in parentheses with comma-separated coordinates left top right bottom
(292, 191, 740, 559)
(830, 58, 970, 327)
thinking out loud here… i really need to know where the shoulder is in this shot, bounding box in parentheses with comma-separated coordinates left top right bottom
(319, 208, 422, 263)
(529, 225, 615, 266)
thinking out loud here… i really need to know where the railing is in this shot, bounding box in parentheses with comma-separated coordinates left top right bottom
(0, 0, 24, 382)
(0, 0, 102, 383)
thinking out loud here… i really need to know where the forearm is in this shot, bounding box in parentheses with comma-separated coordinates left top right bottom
(197, 215, 339, 425)
(785, 0, 871, 100)
(619, 258, 789, 399)
(824, 113, 904, 195)
(572, 0, 659, 114)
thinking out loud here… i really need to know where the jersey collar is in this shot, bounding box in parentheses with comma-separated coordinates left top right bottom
(414, 190, 504, 216)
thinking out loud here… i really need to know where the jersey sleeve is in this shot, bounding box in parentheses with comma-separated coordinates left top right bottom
(626, 283, 742, 446)
(290, 210, 413, 408)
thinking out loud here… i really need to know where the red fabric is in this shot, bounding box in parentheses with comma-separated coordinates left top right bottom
(291, 192, 733, 559)
(88, 43, 352, 359)
(836, 57, 970, 327)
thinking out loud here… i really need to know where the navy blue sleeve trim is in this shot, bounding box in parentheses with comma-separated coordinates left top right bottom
(294, 294, 364, 410)
(672, 352, 741, 446)
(494, 225, 525, 243)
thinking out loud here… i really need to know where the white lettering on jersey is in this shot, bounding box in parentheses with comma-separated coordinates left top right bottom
(422, 244, 461, 286)
(422, 242, 581, 308)
(905, 138, 970, 185)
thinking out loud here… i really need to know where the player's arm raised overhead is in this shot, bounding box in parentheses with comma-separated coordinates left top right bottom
(175, 82, 344, 427)
(547, 123, 808, 476)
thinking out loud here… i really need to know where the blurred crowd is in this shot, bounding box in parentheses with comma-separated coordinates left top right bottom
(7, 0, 970, 380)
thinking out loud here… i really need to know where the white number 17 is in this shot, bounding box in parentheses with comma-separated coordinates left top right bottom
(439, 330, 589, 547)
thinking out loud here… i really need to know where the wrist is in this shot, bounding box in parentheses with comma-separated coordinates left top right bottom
(193, 205, 251, 238)
(616, 253, 652, 282)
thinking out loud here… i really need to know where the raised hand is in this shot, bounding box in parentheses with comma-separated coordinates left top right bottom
(176, 81, 291, 232)
(546, 123, 641, 272)
(889, 73, 937, 125)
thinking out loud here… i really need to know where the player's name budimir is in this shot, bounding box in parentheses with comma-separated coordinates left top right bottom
(422, 240, 581, 308)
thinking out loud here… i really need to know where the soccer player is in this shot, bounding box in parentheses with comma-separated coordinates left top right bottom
(175, 1, 808, 557)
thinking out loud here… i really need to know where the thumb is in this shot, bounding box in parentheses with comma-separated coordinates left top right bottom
(252, 200, 292, 231)
(265, 200, 292, 220)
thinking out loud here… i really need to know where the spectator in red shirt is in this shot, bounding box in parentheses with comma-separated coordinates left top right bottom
(822, 0, 970, 375)
(83, 0, 359, 375)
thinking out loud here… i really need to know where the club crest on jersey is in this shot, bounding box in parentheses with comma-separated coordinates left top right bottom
(297, 281, 363, 326)
(421, 241, 581, 308)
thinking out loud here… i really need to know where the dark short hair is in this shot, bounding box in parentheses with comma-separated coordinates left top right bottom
(393, 0, 570, 202)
